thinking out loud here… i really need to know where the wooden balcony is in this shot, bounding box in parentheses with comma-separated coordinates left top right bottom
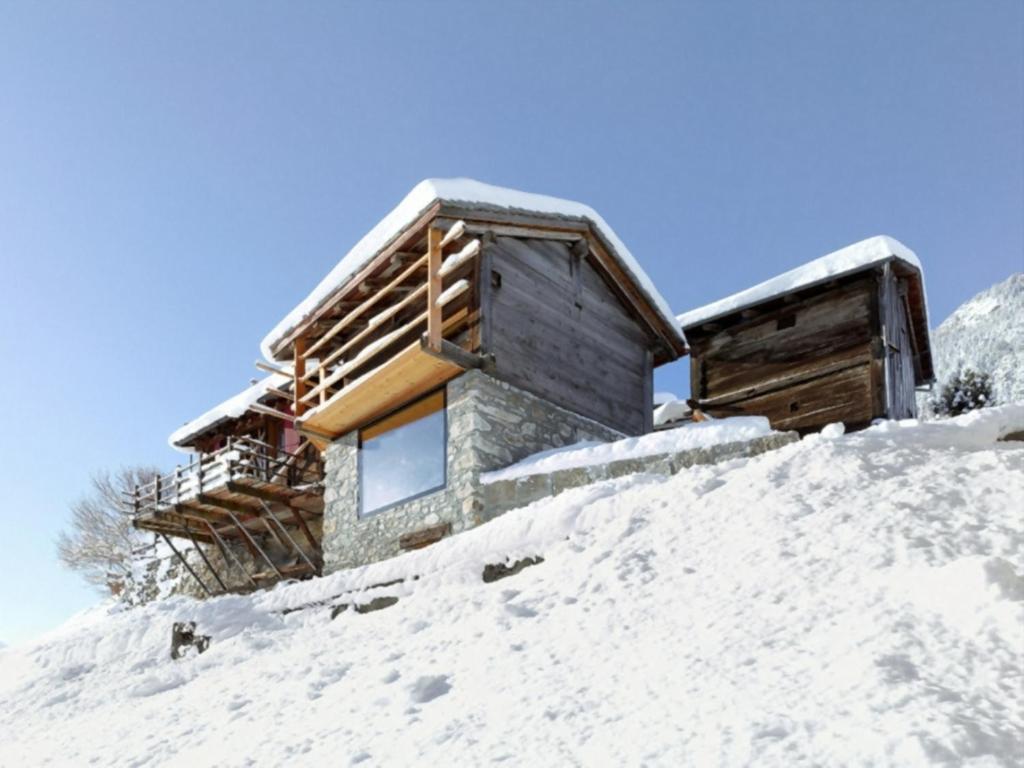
(279, 220, 486, 446)
(131, 437, 325, 590)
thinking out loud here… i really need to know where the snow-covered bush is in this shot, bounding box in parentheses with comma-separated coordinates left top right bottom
(931, 368, 995, 417)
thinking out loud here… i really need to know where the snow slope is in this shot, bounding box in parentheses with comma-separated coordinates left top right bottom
(925, 273, 1024, 408)
(1, 407, 1022, 767)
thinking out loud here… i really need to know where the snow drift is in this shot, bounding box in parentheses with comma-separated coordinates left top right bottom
(1, 407, 1022, 767)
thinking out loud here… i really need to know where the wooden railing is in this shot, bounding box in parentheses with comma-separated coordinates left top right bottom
(131, 437, 324, 519)
(289, 221, 480, 416)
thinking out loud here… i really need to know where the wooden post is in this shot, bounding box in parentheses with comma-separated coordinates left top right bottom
(294, 335, 308, 417)
(319, 365, 326, 406)
(154, 474, 162, 507)
(427, 226, 443, 352)
(159, 533, 212, 597)
(225, 511, 283, 581)
(203, 521, 259, 590)
(183, 528, 228, 593)
(257, 500, 319, 574)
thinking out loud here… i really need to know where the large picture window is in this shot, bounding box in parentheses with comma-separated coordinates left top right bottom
(358, 390, 446, 517)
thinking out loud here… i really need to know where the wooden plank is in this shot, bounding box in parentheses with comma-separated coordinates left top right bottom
(701, 364, 875, 433)
(225, 510, 283, 581)
(184, 528, 228, 592)
(271, 202, 441, 359)
(427, 227, 442, 351)
(255, 360, 290, 376)
(302, 309, 430, 404)
(419, 337, 485, 370)
(293, 335, 307, 418)
(398, 522, 451, 551)
(159, 533, 212, 596)
(300, 341, 464, 439)
(304, 254, 428, 360)
(203, 520, 260, 590)
(315, 282, 427, 373)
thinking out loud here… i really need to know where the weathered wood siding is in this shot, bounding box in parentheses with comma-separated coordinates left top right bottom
(879, 266, 918, 419)
(482, 236, 654, 435)
(689, 277, 882, 432)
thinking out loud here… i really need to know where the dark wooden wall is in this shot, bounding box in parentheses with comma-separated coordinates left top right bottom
(879, 266, 918, 419)
(480, 236, 654, 436)
(688, 266, 926, 433)
(688, 276, 885, 433)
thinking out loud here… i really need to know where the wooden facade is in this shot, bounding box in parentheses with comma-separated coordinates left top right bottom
(266, 204, 685, 446)
(682, 258, 933, 434)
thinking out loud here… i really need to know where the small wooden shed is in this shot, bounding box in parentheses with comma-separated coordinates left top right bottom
(678, 236, 934, 433)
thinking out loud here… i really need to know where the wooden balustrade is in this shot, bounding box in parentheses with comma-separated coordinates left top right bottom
(130, 438, 324, 519)
(287, 221, 480, 415)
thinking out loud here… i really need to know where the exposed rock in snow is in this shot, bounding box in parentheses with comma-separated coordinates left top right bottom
(1, 406, 1022, 766)
(922, 273, 1024, 412)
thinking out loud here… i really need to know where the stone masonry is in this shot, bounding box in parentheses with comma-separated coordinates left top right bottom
(481, 431, 799, 515)
(321, 369, 623, 572)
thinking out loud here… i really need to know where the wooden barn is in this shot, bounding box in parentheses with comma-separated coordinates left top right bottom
(677, 236, 934, 433)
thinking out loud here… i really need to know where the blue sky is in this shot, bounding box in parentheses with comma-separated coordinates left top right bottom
(1, 1, 1021, 644)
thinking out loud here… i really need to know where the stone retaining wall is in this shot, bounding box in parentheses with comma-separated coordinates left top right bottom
(481, 431, 800, 514)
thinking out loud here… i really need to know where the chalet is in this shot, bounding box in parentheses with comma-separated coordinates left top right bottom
(135, 178, 686, 590)
(132, 375, 325, 593)
(677, 235, 934, 433)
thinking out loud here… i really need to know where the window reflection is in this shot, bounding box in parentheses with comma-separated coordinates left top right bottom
(359, 390, 446, 516)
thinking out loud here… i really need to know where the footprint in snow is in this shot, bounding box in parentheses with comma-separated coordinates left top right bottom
(409, 675, 451, 704)
(505, 602, 539, 618)
(129, 672, 188, 698)
(307, 665, 350, 700)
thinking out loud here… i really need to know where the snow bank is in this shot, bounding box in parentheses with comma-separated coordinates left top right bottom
(677, 235, 923, 328)
(481, 416, 774, 483)
(260, 178, 685, 361)
(168, 374, 290, 452)
(2, 406, 1022, 767)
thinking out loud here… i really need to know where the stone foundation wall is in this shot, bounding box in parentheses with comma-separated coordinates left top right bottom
(321, 370, 623, 572)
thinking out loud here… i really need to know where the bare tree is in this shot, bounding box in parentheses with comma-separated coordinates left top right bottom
(56, 466, 159, 594)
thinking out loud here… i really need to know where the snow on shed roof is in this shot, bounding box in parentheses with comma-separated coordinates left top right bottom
(260, 178, 685, 361)
(677, 235, 924, 329)
(168, 373, 290, 452)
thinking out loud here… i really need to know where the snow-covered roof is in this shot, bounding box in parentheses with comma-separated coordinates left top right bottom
(168, 374, 290, 452)
(261, 178, 686, 361)
(677, 235, 924, 329)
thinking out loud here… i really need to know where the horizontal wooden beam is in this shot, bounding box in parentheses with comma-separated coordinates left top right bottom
(419, 336, 484, 370)
(304, 254, 428, 360)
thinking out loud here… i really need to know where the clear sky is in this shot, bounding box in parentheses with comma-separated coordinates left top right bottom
(1, 1, 1021, 645)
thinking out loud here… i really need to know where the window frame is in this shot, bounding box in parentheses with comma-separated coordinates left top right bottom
(356, 387, 448, 518)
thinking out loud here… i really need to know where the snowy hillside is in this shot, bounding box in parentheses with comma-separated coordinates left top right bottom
(926, 273, 1024, 408)
(1, 408, 1022, 767)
